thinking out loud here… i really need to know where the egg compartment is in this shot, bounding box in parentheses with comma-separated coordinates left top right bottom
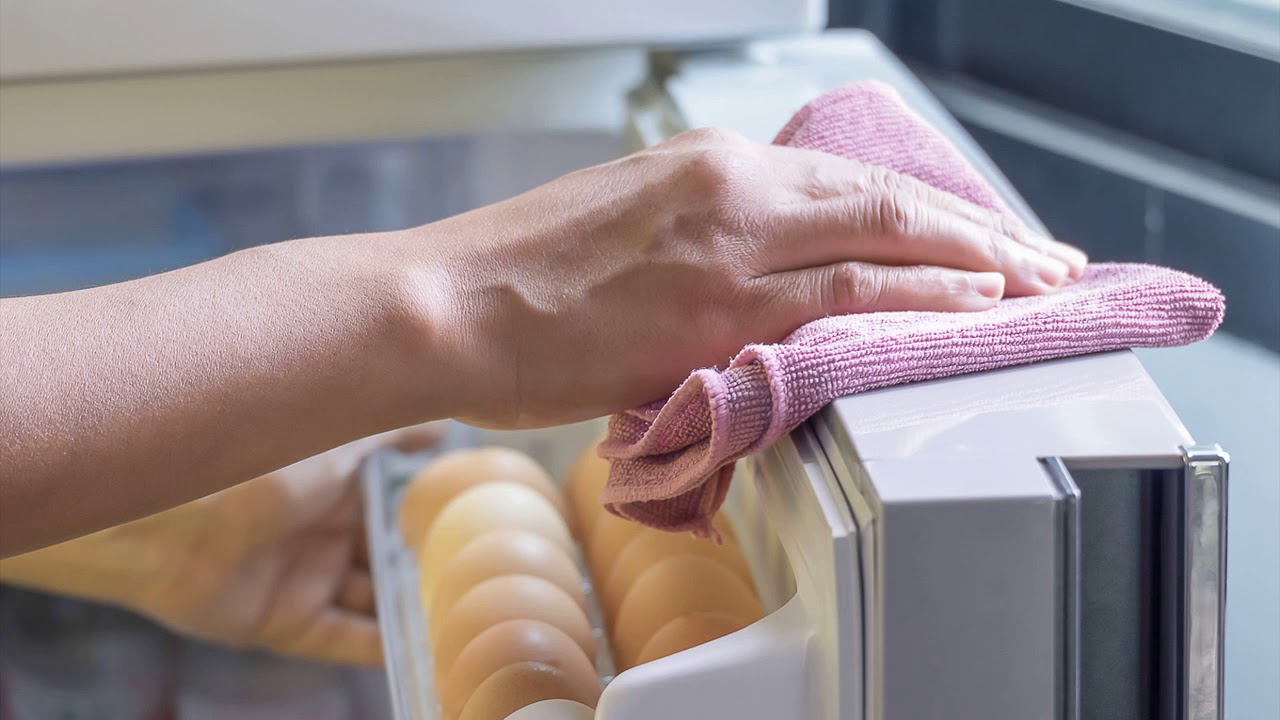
(365, 421, 846, 720)
(364, 421, 619, 720)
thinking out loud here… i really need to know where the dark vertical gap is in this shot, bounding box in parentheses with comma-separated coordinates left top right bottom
(1074, 468, 1195, 720)
(1076, 468, 1148, 720)
(1140, 471, 1162, 720)
(1159, 468, 1188, 720)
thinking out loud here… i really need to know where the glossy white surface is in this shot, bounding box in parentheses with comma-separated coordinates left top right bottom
(827, 351, 1193, 467)
(598, 597, 812, 720)
(855, 455, 1067, 720)
(860, 454, 1062, 504)
(0, 0, 821, 80)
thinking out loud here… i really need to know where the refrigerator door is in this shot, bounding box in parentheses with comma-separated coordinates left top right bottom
(630, 30, 1228, 720)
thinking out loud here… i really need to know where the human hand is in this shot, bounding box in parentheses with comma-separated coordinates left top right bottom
(402, 128, 1087, 428)
(0, 422, 444, 665)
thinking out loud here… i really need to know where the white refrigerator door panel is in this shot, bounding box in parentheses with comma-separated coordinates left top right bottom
(824, 351, 1193, 468)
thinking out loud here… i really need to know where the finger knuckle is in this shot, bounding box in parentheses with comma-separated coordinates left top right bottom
(863, 166, 905, 194)
(827, 262, 882, 313)
(871, 193, 914, 236)
(988, 211, 1020, 240)
(680, 148, 759, 234)
(980, 231, 1008, 269)
(675, 126, 747, 147)
(854, 167, 925, 236)
(685, 147, 738, 192)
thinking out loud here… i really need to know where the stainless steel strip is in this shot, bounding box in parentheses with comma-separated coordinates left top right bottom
(1042, 457, 1081, 720)
(1181, 444, 1230, 720)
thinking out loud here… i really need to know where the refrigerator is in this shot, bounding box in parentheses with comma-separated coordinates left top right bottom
(0, 3, 1228, 719)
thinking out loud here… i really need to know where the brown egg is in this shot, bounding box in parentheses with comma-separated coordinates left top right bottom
(399, 446, 569, 549)
(588, 512, 740, 592)
(564, 442, 610, 540)
(612, 554, 763, 670)
(426, 530, 585, 644)
(440, 620, 599, 720)
(601, 528, 754, 622)
(585, 512, 645, 583)
(419, 483, 573, 599)
(432, 575, 595, 684)
(632, 612, 747, 667)
(457, 662, 602, 720)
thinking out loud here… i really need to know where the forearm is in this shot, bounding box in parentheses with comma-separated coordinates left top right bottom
(0, 233, 445, 556)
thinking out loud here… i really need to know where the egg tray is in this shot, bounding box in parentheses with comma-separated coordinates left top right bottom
(362, 428, 618, 720)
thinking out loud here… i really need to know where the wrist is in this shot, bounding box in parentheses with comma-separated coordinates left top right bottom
(344, 227, 480, 426)
(220, 236, 449, 441)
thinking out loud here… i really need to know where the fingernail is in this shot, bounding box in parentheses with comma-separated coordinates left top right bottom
(1034, 256, 1071, 287)
(971, 272, 1005, 299)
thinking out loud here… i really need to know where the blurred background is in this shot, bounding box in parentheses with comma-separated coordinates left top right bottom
(0, 1, 1276, 718)
(0, 587, 391, 720)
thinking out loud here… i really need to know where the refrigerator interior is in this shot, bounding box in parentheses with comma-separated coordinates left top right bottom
(0, 586, 393, 720)
(0, 129, 622, 298)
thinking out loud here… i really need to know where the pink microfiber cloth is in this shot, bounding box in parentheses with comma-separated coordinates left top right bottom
(597, 81, 1225, 536)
